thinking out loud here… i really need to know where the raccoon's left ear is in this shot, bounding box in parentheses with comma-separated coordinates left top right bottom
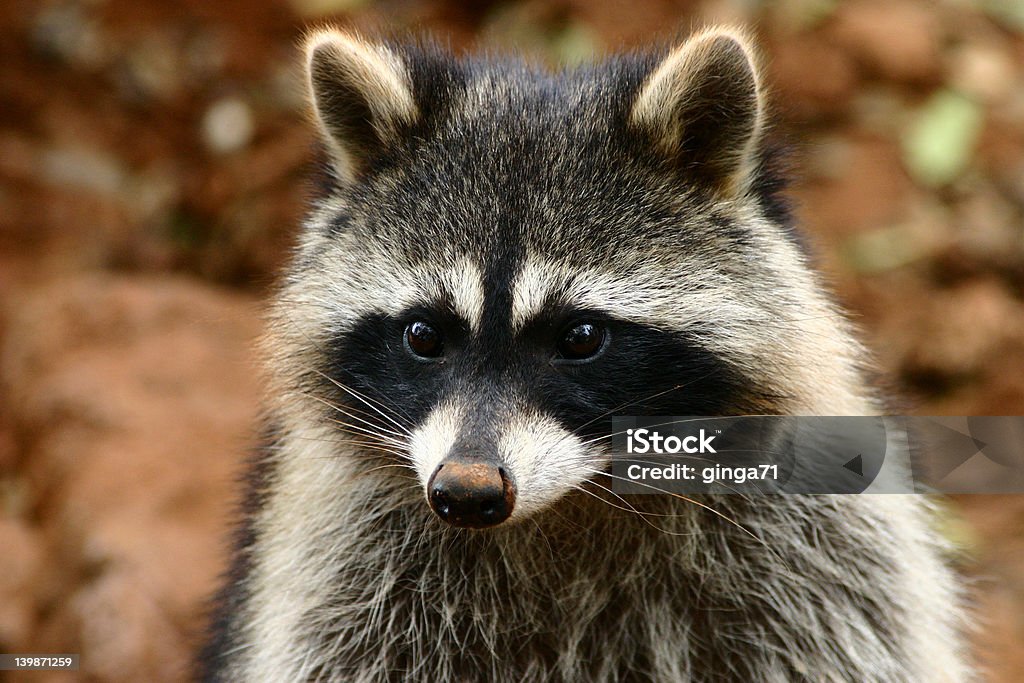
(630, 28, 764, 196)
(304, 29, 419, 180)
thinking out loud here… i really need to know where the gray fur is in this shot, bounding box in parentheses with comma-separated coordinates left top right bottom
(201, 28, 970, 682)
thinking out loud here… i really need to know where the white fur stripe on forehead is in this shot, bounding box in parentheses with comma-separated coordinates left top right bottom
(391, 259, 485, 331)
(511, 256, 768, 347)
(441, 261, 486, 331)
(313, 249, 486, 330)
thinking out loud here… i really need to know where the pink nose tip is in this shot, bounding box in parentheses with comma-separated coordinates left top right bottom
(427, 461, 516, 528)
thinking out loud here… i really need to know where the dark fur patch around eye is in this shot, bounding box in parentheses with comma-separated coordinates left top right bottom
(317, 304, 777, 452)
(530, 321, 773, 441)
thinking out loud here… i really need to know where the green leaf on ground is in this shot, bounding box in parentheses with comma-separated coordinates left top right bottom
(982, 0, 1024, 30)
(844, 225, 925, 273)
(902, 89, 983, 188)
(552, 22, 599, 66)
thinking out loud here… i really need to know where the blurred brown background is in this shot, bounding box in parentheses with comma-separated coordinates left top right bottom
(1, 0, 1023, 681)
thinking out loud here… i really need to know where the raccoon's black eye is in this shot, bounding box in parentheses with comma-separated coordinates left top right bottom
(557, 323, 607, 361)
(405, 321, 443, 358)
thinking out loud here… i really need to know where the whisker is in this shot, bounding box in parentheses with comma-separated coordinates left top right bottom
(569, 482, 689, 534)
(300, 390, 413, 442)
(291, 433, 406, 451)
(571, 366, 735, 437)
(582, 466, 785, 565)
(268, 308, 417, 432)
(581, 476, 698, 520)
(296, 389, 404, 430)
(321, 416, 408, 446)
(324, 417, 409, 446)
(576, 485, 706, 538)
(360, 462, 420, 475)
(313, 369, 414, 436)
(292, 438, 413, 463)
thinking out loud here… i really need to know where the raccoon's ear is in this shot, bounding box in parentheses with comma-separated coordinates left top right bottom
(304, 30, 418, 179)
(630, 28, 764, 196)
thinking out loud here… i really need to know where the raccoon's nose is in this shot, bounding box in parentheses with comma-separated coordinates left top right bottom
(427, 460, 516, 529)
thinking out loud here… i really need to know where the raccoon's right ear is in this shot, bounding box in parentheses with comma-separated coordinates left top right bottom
(630, 28, 764, 196)
(304, 30, 418, 180)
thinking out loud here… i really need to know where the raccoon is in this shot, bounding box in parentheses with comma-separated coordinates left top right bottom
(200, 27, 970, 682)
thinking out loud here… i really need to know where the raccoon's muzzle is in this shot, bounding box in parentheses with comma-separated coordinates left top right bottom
(427, 459, 516, 528)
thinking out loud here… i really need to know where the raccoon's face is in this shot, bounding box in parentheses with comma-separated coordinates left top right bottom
(281, 28, 843, 529)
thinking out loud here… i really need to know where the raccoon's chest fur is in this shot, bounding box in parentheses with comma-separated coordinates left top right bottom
(214, 461, 954, 682)
(200, 26, 969, 683)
